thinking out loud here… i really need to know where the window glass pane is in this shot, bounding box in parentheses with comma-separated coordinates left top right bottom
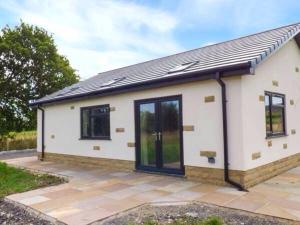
(82, 109, 89, 137)
(161, 100, 180, 170)
(265, 109, 271, 134)
(265, 95, 271, 134)
(271, 107, 284, 133)
(91, 106, 109, 116)
(272, 96, 283, 106)
(91, 114, 110, 137)
(139, 103, 156, 167)
(265, 95, 270, 106)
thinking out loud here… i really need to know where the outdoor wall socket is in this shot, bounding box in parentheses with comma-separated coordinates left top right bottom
(208, 157, 215, 164)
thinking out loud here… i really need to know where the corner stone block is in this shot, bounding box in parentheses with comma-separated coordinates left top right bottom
(204, 96, 215, 103)
(93, 146, 100, 151)
(259, 95, 265, 102)
(252, 152, 261, 160)
(200, 151, 216, 158)
(127, 142, 135, 148)
(267, 140, 272, 147)
(183, 125, 194, 131)
(116, 128, 125, 132)
(272, 80, 279, 87)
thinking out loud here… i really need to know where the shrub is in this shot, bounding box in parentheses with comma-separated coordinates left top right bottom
(0, 130, 36, 151)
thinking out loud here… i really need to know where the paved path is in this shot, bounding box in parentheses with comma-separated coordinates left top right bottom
(0, 149, 36, 160)
(2, 157, 300, 225)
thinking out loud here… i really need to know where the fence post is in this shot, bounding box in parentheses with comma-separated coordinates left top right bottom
(6, 139, 9, 151)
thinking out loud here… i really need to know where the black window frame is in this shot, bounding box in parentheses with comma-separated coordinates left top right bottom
(80, 104, 111, 140)
(265, 91, 287, 138)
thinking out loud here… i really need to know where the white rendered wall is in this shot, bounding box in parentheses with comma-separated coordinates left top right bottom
(37, 109, 42, 154)
(37, 78, 245, 170)
(241, 39, 300, 170)
(37, 39, 300, 172)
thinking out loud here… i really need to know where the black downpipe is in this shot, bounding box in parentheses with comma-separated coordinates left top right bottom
(215, 72, 247, 191)
(37, 105, 45, 161)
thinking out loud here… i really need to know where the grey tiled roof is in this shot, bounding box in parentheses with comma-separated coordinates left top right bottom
(31, 23, 300, 105)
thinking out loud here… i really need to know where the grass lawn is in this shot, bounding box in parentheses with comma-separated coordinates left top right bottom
(137, 216, 223, 225)
(0, 162, 64, 198)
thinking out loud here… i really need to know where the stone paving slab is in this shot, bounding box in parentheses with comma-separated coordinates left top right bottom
(2, 156, 300, 225)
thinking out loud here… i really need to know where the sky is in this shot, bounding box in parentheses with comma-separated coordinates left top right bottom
(1, 0, 300, 80)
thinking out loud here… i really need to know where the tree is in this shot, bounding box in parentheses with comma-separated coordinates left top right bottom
(0, 21, 79, 136)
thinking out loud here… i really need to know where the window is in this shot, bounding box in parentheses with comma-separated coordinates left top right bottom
(57, 85, 80, 96)
(265, 92, 286, 137)
(100, 77, 126, 87)
(167, 61, 198, 74)
(80, 105, 110, 140)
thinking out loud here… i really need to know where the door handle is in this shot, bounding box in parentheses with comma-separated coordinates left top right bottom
(151, 132, 161, 141)
(157, 132, 161, 141)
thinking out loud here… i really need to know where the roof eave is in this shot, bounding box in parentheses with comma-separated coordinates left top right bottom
(251, 26, 300, 72)
(29, 61, 252, 107)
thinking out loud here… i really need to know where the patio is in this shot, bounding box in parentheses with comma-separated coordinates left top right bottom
(2, 156, 300, 225)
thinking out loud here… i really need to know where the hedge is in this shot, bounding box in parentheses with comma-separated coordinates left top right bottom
(0, 131, 37, 151)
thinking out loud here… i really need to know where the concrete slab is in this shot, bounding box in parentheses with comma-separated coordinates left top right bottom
(2, 156, 300, 224)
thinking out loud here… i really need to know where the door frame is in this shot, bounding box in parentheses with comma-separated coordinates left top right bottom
(134, 95, 184, 175)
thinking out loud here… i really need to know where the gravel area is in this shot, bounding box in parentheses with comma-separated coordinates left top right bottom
(98, 202, 299, 225)
(0, 199, 53, 225)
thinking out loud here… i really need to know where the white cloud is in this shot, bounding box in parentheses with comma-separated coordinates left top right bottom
(175, 0, 298, 34)
(59, 46, 154, 78)
(1, 0, 297, 79)
(1, 0, 182, 79)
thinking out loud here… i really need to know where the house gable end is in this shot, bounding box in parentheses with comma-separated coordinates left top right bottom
(294, 32, 300, 49)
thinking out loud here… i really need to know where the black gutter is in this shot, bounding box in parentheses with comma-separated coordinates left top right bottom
(294, 32, 300, 48)
(29, 62, 252, 107)
(215, 72, 247, 191)
(37, 105, 45, 161)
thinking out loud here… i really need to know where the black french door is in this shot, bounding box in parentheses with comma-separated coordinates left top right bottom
(135, 95, 184, 175)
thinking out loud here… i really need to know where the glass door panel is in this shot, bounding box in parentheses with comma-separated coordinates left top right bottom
(160, 100, 181, 170)
(139, 103, 156, 167)
(136, 96, 183, 174)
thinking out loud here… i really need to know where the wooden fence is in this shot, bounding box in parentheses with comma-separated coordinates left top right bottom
(0, 137, 36, 151)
